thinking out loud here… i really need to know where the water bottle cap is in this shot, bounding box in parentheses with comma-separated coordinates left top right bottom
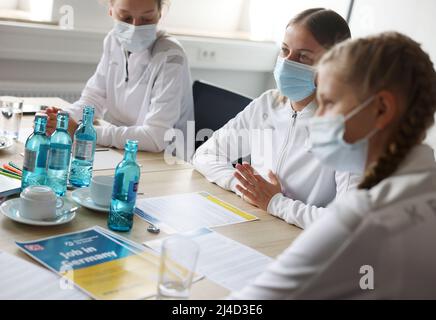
(35, 113, 48, 119)
(125, 140, 138, 151)
(83, 105, 95, 112)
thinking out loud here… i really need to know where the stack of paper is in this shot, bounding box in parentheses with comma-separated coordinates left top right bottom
(16, 227, 163, 300)
(0, 251, 87, 300)
(145, 228, 273, 292)
(0, 174, 21, 197)
(135, 192, 258, 234)
(93, 149, 124, 171)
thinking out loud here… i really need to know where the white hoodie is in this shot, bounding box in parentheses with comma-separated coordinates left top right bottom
(192, 90, 361, 229)
(229, 144, 436, 299)
(65, 30, 194, 154)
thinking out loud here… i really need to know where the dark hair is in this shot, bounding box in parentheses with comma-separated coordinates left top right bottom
(289, 8, 351, 49)
(156, 0, 164, 11)
(109, 0, 165, 12)
(276, 9, 351, 104)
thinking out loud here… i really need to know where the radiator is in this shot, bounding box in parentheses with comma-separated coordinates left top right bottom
(0, 82, 82, 103)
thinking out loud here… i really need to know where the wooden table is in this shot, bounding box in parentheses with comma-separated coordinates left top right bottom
(0, 98, 302, 299)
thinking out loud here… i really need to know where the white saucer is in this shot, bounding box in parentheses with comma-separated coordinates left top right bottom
(71, 187, 110, 212)
(0, 198, 77, 226)
(0, 136, 13, 150)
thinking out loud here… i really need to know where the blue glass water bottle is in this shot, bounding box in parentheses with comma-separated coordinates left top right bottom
(108, 140, 141, 232)
(21, 114, 50, 190)
(46, 111, 72, 196)
(69, 106, 97, 188)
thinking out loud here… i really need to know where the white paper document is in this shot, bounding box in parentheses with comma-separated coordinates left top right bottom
(144, 228, 273, 292)
(135, 192, 258, 234)
(18, 127, 34, 144)
(0, 251, 87, 300)
(93, 149, 124, 171)
(94, 226, 152, 254)
(0, 174, 21, 197)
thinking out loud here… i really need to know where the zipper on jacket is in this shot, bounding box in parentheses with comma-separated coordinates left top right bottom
(275, 110, 298, 176)
(124, 50, 130, 83)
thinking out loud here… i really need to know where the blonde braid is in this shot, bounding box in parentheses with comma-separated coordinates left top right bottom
(320, 32, 436, 190)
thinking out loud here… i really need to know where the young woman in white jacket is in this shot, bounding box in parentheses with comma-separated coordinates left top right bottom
(44, 0, 194, 154)
(193, 9, 359, 229)
(230, 32, 436, 299)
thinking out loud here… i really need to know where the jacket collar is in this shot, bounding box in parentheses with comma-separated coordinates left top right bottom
(394, 144, 436, 176)
(286, 99, 318, 118)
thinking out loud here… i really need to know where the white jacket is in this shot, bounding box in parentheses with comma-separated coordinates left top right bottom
(192, 90, 360, 229)
(229, 144, 436, 299)
(65, 30, 194, 153)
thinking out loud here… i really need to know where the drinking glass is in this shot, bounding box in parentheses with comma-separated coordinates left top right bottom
(0, 96, 24, 140)
(157, 235, 200, 300)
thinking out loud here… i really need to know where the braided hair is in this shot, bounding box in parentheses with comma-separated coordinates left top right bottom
(319, 32, 436, 190)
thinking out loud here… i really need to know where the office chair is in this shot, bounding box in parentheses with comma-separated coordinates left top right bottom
(193, 80, 253, 150)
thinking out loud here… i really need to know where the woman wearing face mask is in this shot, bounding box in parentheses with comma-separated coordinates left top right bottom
(193, 9, 359, 229)
(44, 0, 194, 155)
(230, 32, 436, 299)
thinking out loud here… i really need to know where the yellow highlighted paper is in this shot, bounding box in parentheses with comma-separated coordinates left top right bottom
(204, 194, 257, 221)
(135, 192, 259, 233)
(63, 252, 160, 300)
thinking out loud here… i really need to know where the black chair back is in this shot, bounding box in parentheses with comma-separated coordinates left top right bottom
(193, 80, 252, 150)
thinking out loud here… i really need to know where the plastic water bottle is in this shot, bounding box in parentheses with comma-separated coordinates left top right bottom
(108, 140, 141, 232)
(69, 106, 97, 188)
(46, 111, 72, 196)
(21, 114, 50, 190)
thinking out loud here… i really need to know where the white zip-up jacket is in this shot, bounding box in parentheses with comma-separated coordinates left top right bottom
(192, 90, 360, 229)
(65, 30, 194, 154)
(229, 144, 436, 299)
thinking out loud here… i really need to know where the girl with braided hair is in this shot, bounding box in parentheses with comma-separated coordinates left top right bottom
(230, 32, 436, 299)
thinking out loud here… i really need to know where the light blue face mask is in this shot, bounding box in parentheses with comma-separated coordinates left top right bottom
(273, 56, 316, 102)
(308, 96, 378, 174)
(113, 20, 157, 53)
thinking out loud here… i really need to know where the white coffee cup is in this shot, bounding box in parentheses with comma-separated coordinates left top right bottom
(20, 186, 64, 221)
(90, 176, 114, 207)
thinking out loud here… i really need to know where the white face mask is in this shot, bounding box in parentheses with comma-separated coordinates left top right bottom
(113, 20, 157, 53)
(308, 96, 378, 174)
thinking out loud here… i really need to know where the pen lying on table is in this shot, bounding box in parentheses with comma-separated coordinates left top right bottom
(3, 164, 22, 176)
(0, 170, 21, 180)
(8, 162, 23, 173)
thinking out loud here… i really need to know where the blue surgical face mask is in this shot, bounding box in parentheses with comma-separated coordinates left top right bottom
(273, 56, 316, 102)
(308, 96, 378, 174)
(113, 20, 157, 53)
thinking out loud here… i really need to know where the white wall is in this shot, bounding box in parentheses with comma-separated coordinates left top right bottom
(48, 0, 250, 34)
(0, 21, 278, 100)
(249, 0, 351, 42)
(51, 0, 113, 31)
(0, 0, 18, 9)
(349, 0, 436, 152)
(161, 0, 246, 34)
(350, 0, 436, 65)
(0, 0, 272, 99)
